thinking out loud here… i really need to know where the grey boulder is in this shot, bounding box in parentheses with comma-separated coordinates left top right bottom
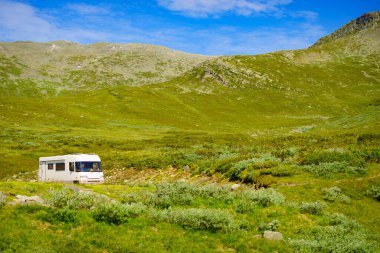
(263, 231, 283, 241)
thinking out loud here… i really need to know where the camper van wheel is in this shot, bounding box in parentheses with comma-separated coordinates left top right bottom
(73, 180, 79, 184)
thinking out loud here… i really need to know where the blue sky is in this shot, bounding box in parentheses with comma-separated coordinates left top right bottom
(0, 0, 379, 55)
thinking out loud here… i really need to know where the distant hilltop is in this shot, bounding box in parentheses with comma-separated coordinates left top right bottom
(313, 11, 380, 47)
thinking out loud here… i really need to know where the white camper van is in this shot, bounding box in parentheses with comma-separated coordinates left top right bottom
(38, 154, 104, 184)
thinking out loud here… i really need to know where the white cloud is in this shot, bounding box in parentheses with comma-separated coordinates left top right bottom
(0, 0, 326, 55)
(157, 0, 293, 17)
(160, 24, 325, 55)
(0, 0, 108, 42)
(291, 11, 319, 21)
(0, 0, 56, 39)
(66, 3, 109, 15)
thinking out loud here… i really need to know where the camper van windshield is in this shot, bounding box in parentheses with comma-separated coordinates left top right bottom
(75, 162, 102, 172)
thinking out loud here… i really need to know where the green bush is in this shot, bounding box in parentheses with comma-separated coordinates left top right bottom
(252, 175, 277, 189)
(259, 220, 279, 233)
(92, 203, 128, 225)
(121, 202, 147, 217)
(322, 187, 350, 204)
(299, 201, 326, 215)
(260, 166, 295, 177)
(149, 182, 195, 208)
(272, 148, 296, 161)
(357, 133, 380, 144)
(234, 156, 280, 171)
(49, 188, 108, 210)
(353, 148, 380, 163)
(301, 151, 355, 165)
(325, 213, 360, 229)
(213, 156, 242, 175)
(226, 155, 280, 181)
(92, 202, 147, 225)
(233, 198, 256, 214)
(366, 186, 380, 201)
(303, 162, 365, 178)
(238, 168, 258, 184)
(198, 184, 234, 203)
(240, 188, 285, 207)
(121, 191, 153, 204)
(146, 182, 239, 208)
(290, 213, 374, 253)
(152, 208, 234, 231)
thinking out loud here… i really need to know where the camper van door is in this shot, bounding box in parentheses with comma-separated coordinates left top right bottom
(40, 161, 47, 181)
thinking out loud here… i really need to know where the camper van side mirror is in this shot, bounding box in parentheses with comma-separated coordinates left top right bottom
(69, 162, 74, 172)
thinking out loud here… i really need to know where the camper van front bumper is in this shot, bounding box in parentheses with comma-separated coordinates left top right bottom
(78, 179, 104, 184)
(78, 176, 104, 184)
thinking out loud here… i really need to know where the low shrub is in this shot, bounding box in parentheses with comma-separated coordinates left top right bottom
(357, 133, 380, 144)
(213, 156, 241, 175)
(149, 182, 240, 208)
(325, 213, 360, 229)
(92, 203, 128, 225)
(240, 188, 285, 207)
(289, 213, 374, 253)
(92, 202, 147, 225)
(301, 151, 355, 165)
(233, 198, 256, 214)
(299, 201, 326, 215)
(121, 202, 147, 217)
(237, 167, 254, 183)
(259, 220, 279, 233)
(353, 148, 380, 163)
(260, 166, 295, 177)
(252, 175, 277, 189)
(121, 191, 153, 204)
(322, 187, 350, 204)
(49, 188, 108, 210)
(198, 184, 234, 203)
(234, 156, 280, 171)
(303, 162, 365, 178)
(272, 148, 296, 161)
(366, 185, 380, 201)
(226, 155, 280, 181)
(149, 182, 195, 208)
(238, 169, 277, 187)
(152, 208, 234, 231)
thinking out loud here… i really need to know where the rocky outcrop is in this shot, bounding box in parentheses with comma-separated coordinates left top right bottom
(10, 195, 45, 205)
(263, 231, 284, 241)
(231, 184, 241, 190)
(313, 11, 380, 47)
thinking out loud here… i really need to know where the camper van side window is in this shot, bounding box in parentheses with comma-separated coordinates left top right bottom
(48, 164, 54, 170)
(56, 163, 65, 171)
(69, 162, 74, 172)
(75, 162, 81, 172)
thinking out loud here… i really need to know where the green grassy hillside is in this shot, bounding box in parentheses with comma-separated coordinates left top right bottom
(0, 11, 379, 179)
(0, 41, 210, 88)
(0, 11, 379, 253)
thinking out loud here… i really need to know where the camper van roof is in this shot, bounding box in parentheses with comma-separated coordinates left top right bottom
(39, 154, 101, 162)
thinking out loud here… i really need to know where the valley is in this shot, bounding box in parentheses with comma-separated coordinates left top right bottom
(0, 11, 379, 253)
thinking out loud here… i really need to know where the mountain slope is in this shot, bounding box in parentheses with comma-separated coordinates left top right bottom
(0, 41, 210, 88)
(163, 12, 380, 121)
